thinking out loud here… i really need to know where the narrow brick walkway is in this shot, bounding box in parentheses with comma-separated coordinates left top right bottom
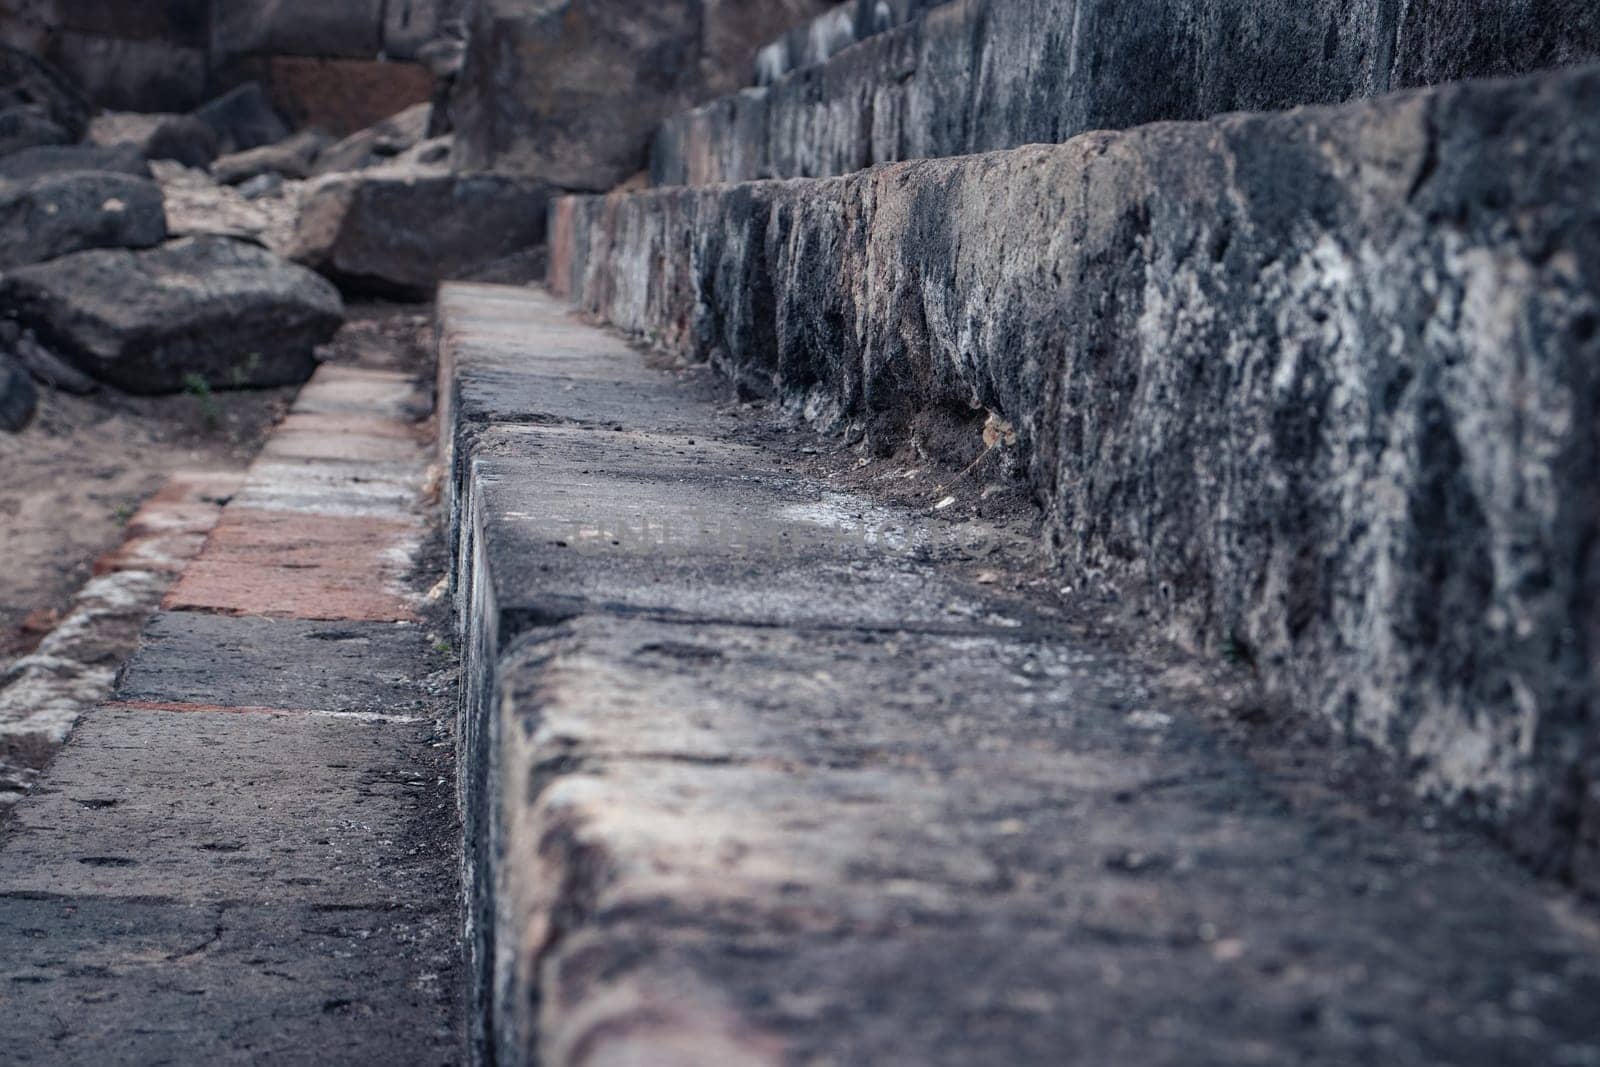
(0, 364, 461, 1064)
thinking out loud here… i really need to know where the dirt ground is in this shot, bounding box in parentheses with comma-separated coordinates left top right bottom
(0, 385, 291, 664)
(0, 301, 433, 668)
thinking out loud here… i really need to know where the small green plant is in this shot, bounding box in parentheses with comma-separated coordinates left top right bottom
(182, 373, 221, 429)
(433, 639, 453, 655)
(230, 352, 264, 388)
(112, 501, 136, 525)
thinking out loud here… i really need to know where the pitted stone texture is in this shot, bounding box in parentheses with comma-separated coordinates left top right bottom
(552, 65, 1600, 882)
(0, 170, 166, 269)
(0, 236, 343, 394)
(483, 614, 1600, 1066)
(753, 0, 946, 85)
(1, 702, 441, 901)
(652, 0, 1600, 185)
(452, 0, 831, 189)
(0, 898, 456, 1067)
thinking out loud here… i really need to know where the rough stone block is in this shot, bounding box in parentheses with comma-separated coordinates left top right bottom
(291, 158, 550, 297)
(0, 170, 167, 269)
(0, 235, 344, 394)
(652, 0, 1600, 185)
(551, 64, 1600, 884)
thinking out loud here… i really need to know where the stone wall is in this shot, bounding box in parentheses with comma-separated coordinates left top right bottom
(652, 0, 1600, 185)
(0, 0, 459, 124)
(550, 63, 1600, 886)
(451, 0, 834, 188)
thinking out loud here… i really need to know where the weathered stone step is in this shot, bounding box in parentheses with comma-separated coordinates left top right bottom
(553, 62, 1600, 887)
(651, 0, 1600, 185)
(439, 283, 1600, 1067)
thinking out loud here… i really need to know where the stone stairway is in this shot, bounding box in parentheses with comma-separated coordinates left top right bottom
(440, 283, 1600, 1067)
(551, 32, 1600, 887)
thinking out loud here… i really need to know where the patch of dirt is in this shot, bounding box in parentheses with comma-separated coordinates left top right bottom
(0, 384, 293, 664)
(0, 300, 434, 669)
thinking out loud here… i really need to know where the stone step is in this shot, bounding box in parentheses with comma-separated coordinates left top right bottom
(551, 62, 1600, 888)
(651, 0, 1600, 185)
(438, 282, 1600, 1067)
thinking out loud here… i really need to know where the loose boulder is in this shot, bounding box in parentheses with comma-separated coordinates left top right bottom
(310, 102, 430, 175)
(0, 351, 38, 433)
(0, 144, 153, 181)
(289, 154, 549, 298)
(212, 128, 331, 184)
(0, 236, 344, 394)
(89, 112, 219, 168)
(0, 107, 71, 158)
(0, 46, 91, 140)
(0, 171, 168, 269)
(192, 83, 291, 154)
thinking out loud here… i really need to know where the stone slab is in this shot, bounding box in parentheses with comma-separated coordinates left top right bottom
(163, 509, 420, 621)
(0, 896, 457, 1067)
(113, 612, 433, 715)
(0, 702, 443, 903)
(485, 613, 1600, 1066)
(463, 422, 1019, 636)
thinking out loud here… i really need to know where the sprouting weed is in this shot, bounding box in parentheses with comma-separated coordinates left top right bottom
(182, 373, 221, 429)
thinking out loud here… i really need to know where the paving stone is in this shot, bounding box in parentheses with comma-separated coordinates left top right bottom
(0, 897, 457, 1067)
(162, 509, 421, 622)
(114, 612, 433, 714)
(1, 702, 444, 903)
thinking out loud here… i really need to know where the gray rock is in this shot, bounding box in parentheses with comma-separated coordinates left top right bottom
(0, 351, 38, 432)
(13, 332, 99, 395)
(653, 0, 1600, 185)
(0, 235, 344, 394)
(309, 102, 430, 176)
(0, 171, 167, 269)
(191, 83, 291, 154)
(0, 107, 71, 159)
(236, 172, 285, 200)
(0, 144, 153, 181)
(212, 129, 332, 184)
(0, 45, 91, 139)
(89, 112, 219, 168)
(452, 0, 833, 189)
(550, 63, 1600, 885)
(290, 157, 549, 298)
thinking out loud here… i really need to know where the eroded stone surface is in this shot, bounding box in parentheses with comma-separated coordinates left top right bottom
(291, 158, 550, 298)
(0, 170, 166, 269)
(0, 235, 343, 393)
(551, 65, 1600, 882)
(438, 283, 1600, 1067)
(652, 0, 1600, 184)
